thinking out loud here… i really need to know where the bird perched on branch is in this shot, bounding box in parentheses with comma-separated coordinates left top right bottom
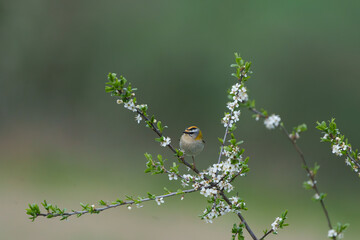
(179, 126, 205, 169)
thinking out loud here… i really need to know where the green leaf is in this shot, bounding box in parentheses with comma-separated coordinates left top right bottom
(157, 154, 164, 165)
(163, 187, 171, 194)
(157, 121, 163, 133)
(176, 189, 184, 195)
(147, 192, 156, 199)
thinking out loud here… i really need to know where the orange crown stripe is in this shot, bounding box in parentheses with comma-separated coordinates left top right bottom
(185, 126, 198, 132)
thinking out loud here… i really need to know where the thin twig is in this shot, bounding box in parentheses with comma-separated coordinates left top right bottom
(346, 152, 360, 170)
(218, 110, 233, 164)
(248, 106, 335, 237)
(280, 125, 333, 230)
(259, 229, 273, 240)
(220, 192, 258, 240)
(36, 189, 197, 218)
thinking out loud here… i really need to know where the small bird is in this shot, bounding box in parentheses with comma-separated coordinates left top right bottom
(179, 126, 205, 169)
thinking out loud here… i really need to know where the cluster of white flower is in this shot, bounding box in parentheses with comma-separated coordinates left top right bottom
(168, 172, 178, 181)
(221, 110, 241, 128)
(202, 201, 232, 223)
(155, 197, 164, 205)
(181, 174, 194, 187)
(314, 193, 320, 200)
(330, 137, 350, 157)
(137, 104, 147, 109)
(222, 83, 247, 128)
(271, 217, 283, 233)
(322, 133, 360, 175)
(328, 229, 344, 239)
(306, 180, 316, 188)
(160, 137, 171, 147)
(345, 158, 359, 175)
(200, 187, 218, 198)
(328, 229, 337, 238)
(264, 114, 281, 130)
(229, 196, 244, 210)
(223, 145, 242, 161)
(124, 99, 137, 112)
(116, 97, 149, 124)
(230, 83, 248, 103)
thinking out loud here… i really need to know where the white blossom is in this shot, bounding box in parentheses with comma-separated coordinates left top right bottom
(264, 114, 281, 130)
(160, 137, 171, 147)
(322, 133, 329, 140)
(222, 113, 233, 128)
(229, 196, 240, 205)
(332, 144, 342, 156)
(155, 197, 164, 205)
(230, 83, 241, 95)
(124, 100, 137, 112)
(328, 229, 337, 238)
(227, 101, 239, 110)
(232, 110, 241, 122)
(127, 205, 132, 210)
(314, 193, 320, 200)
(168, 173, 178, 181)
(307, 180, 316, 187)
(271, 217, 282, 233)
(136, 104, 147, 109)
(192, 182, 201, 190)
(135, 114, 142, 124)
(200, 187, 218, 198)
(230, 84, 248, 103)
(116, 99, 123, 104)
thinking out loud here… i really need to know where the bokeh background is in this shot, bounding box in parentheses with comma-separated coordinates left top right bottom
(1, 1, 359, 239)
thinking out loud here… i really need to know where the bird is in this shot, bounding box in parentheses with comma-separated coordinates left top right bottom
(179, 126, 205, 169)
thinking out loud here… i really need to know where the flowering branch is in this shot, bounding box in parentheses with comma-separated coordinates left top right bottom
(26, 189, 196, 221)
(244, 103, 339, 238)
(317, 118, 360, 177)
(240, 73, 351, 239)
(108, 71, 263, 239)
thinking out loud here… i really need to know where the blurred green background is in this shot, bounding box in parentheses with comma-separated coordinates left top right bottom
(1, 1, 359, 239)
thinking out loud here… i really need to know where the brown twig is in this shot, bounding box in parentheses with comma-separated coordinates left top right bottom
(248, 106, 335, 239)
(259, 229, 273, 240)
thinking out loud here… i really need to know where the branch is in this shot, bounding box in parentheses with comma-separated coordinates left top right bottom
(220, 191, 258, 240)
(280, 125, 333, 231)
(29, 189, 197, 220)
(259, 229, 273, 240)
(248, 106, 335, 238)
(218, 109, 234, 164)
